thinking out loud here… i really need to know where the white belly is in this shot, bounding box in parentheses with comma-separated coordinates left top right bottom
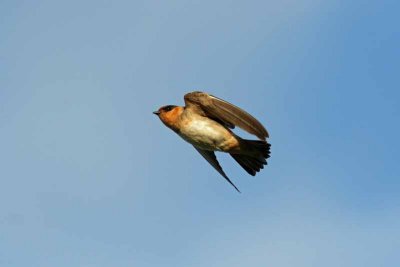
(178, 118, 233, 151)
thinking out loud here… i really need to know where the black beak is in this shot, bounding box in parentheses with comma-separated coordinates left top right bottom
(153, 111, 160, 115)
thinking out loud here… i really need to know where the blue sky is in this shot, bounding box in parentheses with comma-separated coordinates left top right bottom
(1, 0, 399, 266)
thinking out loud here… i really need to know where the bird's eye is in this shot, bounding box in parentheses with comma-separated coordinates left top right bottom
(163, 105, 175, 112)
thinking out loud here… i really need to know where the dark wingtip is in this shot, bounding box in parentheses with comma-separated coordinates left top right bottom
(235, 186, 241, 193)
(224, 174, 241, 193)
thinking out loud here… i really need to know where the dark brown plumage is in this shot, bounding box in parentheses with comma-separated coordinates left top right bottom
(184, 91, 269, 140)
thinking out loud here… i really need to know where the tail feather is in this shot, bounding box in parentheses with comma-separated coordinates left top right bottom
(230, 139, 271, 176)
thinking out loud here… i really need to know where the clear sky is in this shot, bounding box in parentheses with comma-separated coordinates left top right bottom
(1, 0, 399, 266)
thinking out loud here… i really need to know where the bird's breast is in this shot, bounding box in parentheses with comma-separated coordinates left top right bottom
(178, 116, 239, 151)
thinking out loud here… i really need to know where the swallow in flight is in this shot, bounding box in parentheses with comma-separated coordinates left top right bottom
(153, 91, 270, 192)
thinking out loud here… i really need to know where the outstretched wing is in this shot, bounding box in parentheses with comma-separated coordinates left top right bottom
(184, 91, 268, 140)
(193, 147, 240, 192)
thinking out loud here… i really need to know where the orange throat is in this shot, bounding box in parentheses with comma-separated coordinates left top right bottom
(160, 106, 184, 131)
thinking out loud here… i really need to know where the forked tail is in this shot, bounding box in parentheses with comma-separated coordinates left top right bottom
(230, 139, 271, 176)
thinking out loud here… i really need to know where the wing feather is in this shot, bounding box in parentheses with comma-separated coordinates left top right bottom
(184, 91, 268, 140)
(194, 147, 240, 192)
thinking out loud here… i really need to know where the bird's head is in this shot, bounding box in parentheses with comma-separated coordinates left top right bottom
(153, 105, 183, 130)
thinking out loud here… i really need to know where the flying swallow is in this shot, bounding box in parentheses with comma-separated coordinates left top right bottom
(153, 91, 271, 192)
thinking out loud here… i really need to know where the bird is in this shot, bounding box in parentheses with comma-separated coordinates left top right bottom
(153, 91, 270, 192)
